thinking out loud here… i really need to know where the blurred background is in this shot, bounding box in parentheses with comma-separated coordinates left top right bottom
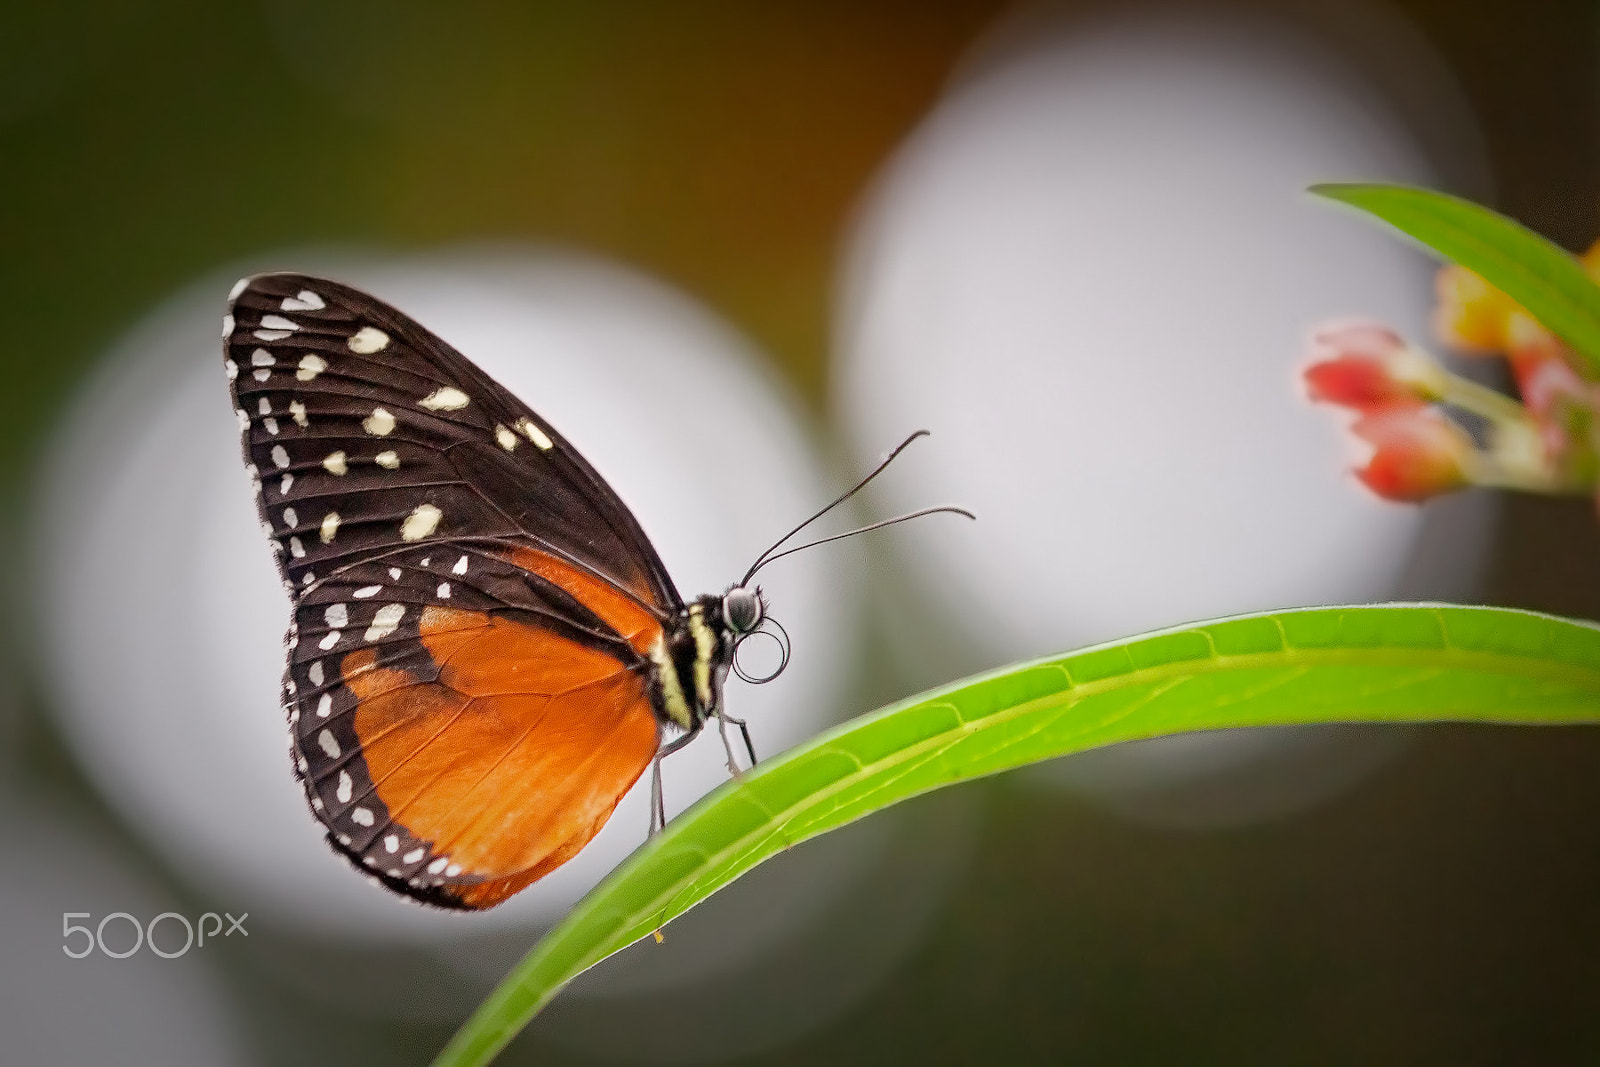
(3, 0, 1599, 1063)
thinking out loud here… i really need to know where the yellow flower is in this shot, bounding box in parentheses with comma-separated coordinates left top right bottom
(1433, 264, 1519, 353)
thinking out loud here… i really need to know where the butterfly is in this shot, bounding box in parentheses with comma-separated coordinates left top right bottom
(225, 272, 965, 910)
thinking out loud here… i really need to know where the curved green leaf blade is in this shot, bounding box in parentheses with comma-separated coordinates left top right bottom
(435, 604, 1600, 1067)
(1311, 182, 1600, 374)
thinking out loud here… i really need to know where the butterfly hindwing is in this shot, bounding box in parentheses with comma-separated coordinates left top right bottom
(224, 273, 678, 908)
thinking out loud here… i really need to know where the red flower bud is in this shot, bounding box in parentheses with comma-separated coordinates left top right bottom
(1350, 405, 1473, 502)
(1304, 321, 1443, 410)
(1305, 357, 1410, 408)
(1516, 351, 1586, 422)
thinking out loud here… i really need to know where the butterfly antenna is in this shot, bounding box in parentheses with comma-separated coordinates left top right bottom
(740, 430, 938, 586)
(742, 505, 975, 584)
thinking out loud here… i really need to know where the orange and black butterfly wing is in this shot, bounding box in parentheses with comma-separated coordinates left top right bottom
(225, 273, 678, 908)
(286, 545, 666, 909)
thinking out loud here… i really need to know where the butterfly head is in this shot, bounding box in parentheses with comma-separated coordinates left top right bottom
(717, 584, 790, 687)
(720, 584, 765, 635)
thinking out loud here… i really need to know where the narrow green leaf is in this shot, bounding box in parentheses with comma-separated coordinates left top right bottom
(1311, 182, 1600, 374)
(435, 604, 1600, 1067)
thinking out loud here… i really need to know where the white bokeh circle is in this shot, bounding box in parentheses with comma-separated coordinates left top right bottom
(33, 248, 866, 947)
(836, 8, 1494, 813)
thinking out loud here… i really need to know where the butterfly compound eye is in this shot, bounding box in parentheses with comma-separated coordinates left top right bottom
(722, 586, 763, 633)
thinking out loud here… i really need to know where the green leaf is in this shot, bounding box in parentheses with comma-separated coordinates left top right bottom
(1311, 182, 1600, 375)
(434, 604, 1600, 1067)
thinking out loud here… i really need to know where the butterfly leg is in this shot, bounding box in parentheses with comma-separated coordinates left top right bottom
(649, 726, 702, 837)
(715, 712, 757, 777)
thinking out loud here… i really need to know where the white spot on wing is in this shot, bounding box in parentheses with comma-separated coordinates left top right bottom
(251, 349, 274, 366)
(309, 660, 324, 686)
(221, 314, 234, 339)
(270, 445, 289, 469)
(445, 863, 462, 877)
(418, 386, 470, 412)
(263, 416, 279, 435)
(517, 417, 554, 450)
(403, 847, 424, 864)
(325, 603, 349, 628)
(388, 567, 402, 580)
(353, 585, 381, 599)
(320, 512, 341, 543)
(297, 354, 327, 381)
(375, 450, 399, 469)
(289, 536, 305, 558)
(348, 326, 389, 353)
(452, 555, 468, 575)
(363, 407, 396, 436)
(336, 771, 353, 803)
(282, 507, 298, 528)
(318, 729, 340, 758)
(252, 368, 271, 381)
(436, 582, 450, 599)
(401, 504, 442, 541)
(258, 398, 272, 415)
(225, 359, 238, 381)
(228, 277, 249, 301)
(289, 400, 308, 427)
(316, 693, 332, 718)
(319, 629, 341, 650)
(281, 289, 326, 312)
(427, 857, 448, 874)
(279, 473, 294, 495)
(364, 604, 405, 642)
(322, 451, 347, 476)
(383, 835, 399, 853)
(235, 409, 249, 433)
(495, 423, 518, 451)
(351, 807, 374, 827)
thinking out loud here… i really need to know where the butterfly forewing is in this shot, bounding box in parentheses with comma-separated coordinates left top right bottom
(225, 273, 679, 611)
(224, 273, 678, 908)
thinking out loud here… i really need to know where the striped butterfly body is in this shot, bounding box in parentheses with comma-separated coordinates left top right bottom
(224, 273, 766, 910)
